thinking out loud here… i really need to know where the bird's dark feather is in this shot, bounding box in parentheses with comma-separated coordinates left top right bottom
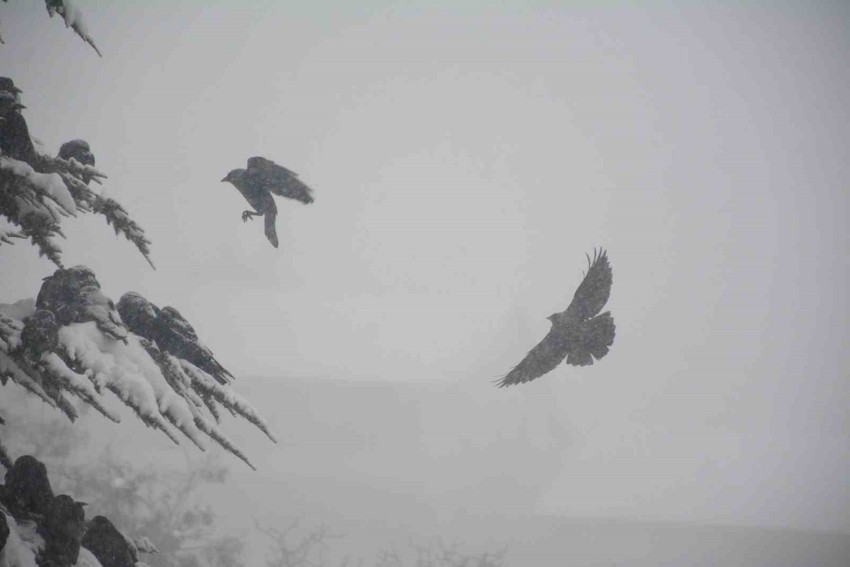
(118, 293, 235, 385)
(497, 326, 570, 387)
(565, 311, 615, 366)
(564, 247, 612, 321)
(246, 156, 314, 204)
(247, 156, 298, 178)
(155, 306, 235, 385)
(264, 207, 279, 248)
(0, 107, 36, 163)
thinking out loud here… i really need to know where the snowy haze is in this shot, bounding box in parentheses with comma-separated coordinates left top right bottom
(2, 0, 849, 563)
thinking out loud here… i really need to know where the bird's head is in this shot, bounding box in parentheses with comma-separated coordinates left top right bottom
(0, 77, 22, 95)
(0, 92, 25, 115)
(546, 312, 566, 325)
(58, 139, 95, 167)
(117, 291, 159, 339)
(221, 169, 244, 184)
(51, 495, 88, 530)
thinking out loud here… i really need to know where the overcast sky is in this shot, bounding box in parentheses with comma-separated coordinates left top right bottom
(2, 0, 848, 551)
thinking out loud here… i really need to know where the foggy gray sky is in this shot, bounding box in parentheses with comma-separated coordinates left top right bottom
(2, 0, 848, 550)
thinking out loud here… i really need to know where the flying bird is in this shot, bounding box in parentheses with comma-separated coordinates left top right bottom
(221, 156, 315, 248)
(497, 248, 615, 388)
(117, 291, 235, 385)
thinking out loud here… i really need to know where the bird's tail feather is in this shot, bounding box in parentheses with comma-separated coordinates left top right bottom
(264, 211, 279, 248)
(566, 311, 615, 366)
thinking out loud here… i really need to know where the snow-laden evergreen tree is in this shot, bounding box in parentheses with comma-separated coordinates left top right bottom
(0, 7, 279, 566)
(0, 19, 275, 472)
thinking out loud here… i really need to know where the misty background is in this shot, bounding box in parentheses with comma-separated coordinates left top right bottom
(1, 0, 848, 565)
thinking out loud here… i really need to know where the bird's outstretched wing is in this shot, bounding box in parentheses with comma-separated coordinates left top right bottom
(564, 247, 612, 321)
(246, 156, 314, 204)
(496, 326, 570, 388)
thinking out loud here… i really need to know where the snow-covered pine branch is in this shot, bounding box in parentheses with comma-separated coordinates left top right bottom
(44, 0, 101, 57)
(0, 153, 155, 269)
(38, 154, 155, 269)
(90, 197, 155, 269)
(2, 79, 154, 268)
(0, 226, 25, 244)
(0, 267, 276, 469)
(0, 1, 101, 54)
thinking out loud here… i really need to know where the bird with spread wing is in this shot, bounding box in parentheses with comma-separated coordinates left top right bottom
(497, 248, 615, 388)
(221, 156, 315, 248)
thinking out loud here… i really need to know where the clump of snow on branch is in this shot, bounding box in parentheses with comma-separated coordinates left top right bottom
(0, 510, 44, 567)
(74, 548, 105, 567)
(0, 157, 75, 215)
(0, 267, 276, 469)
(0, 227, 25, 245)
(128, 535, 159, 556)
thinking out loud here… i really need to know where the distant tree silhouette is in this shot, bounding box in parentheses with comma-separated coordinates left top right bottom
(259, 516, 507, 567)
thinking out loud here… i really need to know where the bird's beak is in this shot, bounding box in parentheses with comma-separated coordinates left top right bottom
(14, 103, 26, 110)
(11, 87, 22, 94)
(221, 176, 228, 182)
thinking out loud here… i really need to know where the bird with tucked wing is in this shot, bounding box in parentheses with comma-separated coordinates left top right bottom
(116, 291, 235, 385)
(58, 139, 95, 167)
(0, 90, 36, 162)
(497, 248, 615, 388)
(221, 156, 315, 248)
(35, 266, 128, 343)
(57, 139, 96, 185)
(0, 77, 23, 104)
